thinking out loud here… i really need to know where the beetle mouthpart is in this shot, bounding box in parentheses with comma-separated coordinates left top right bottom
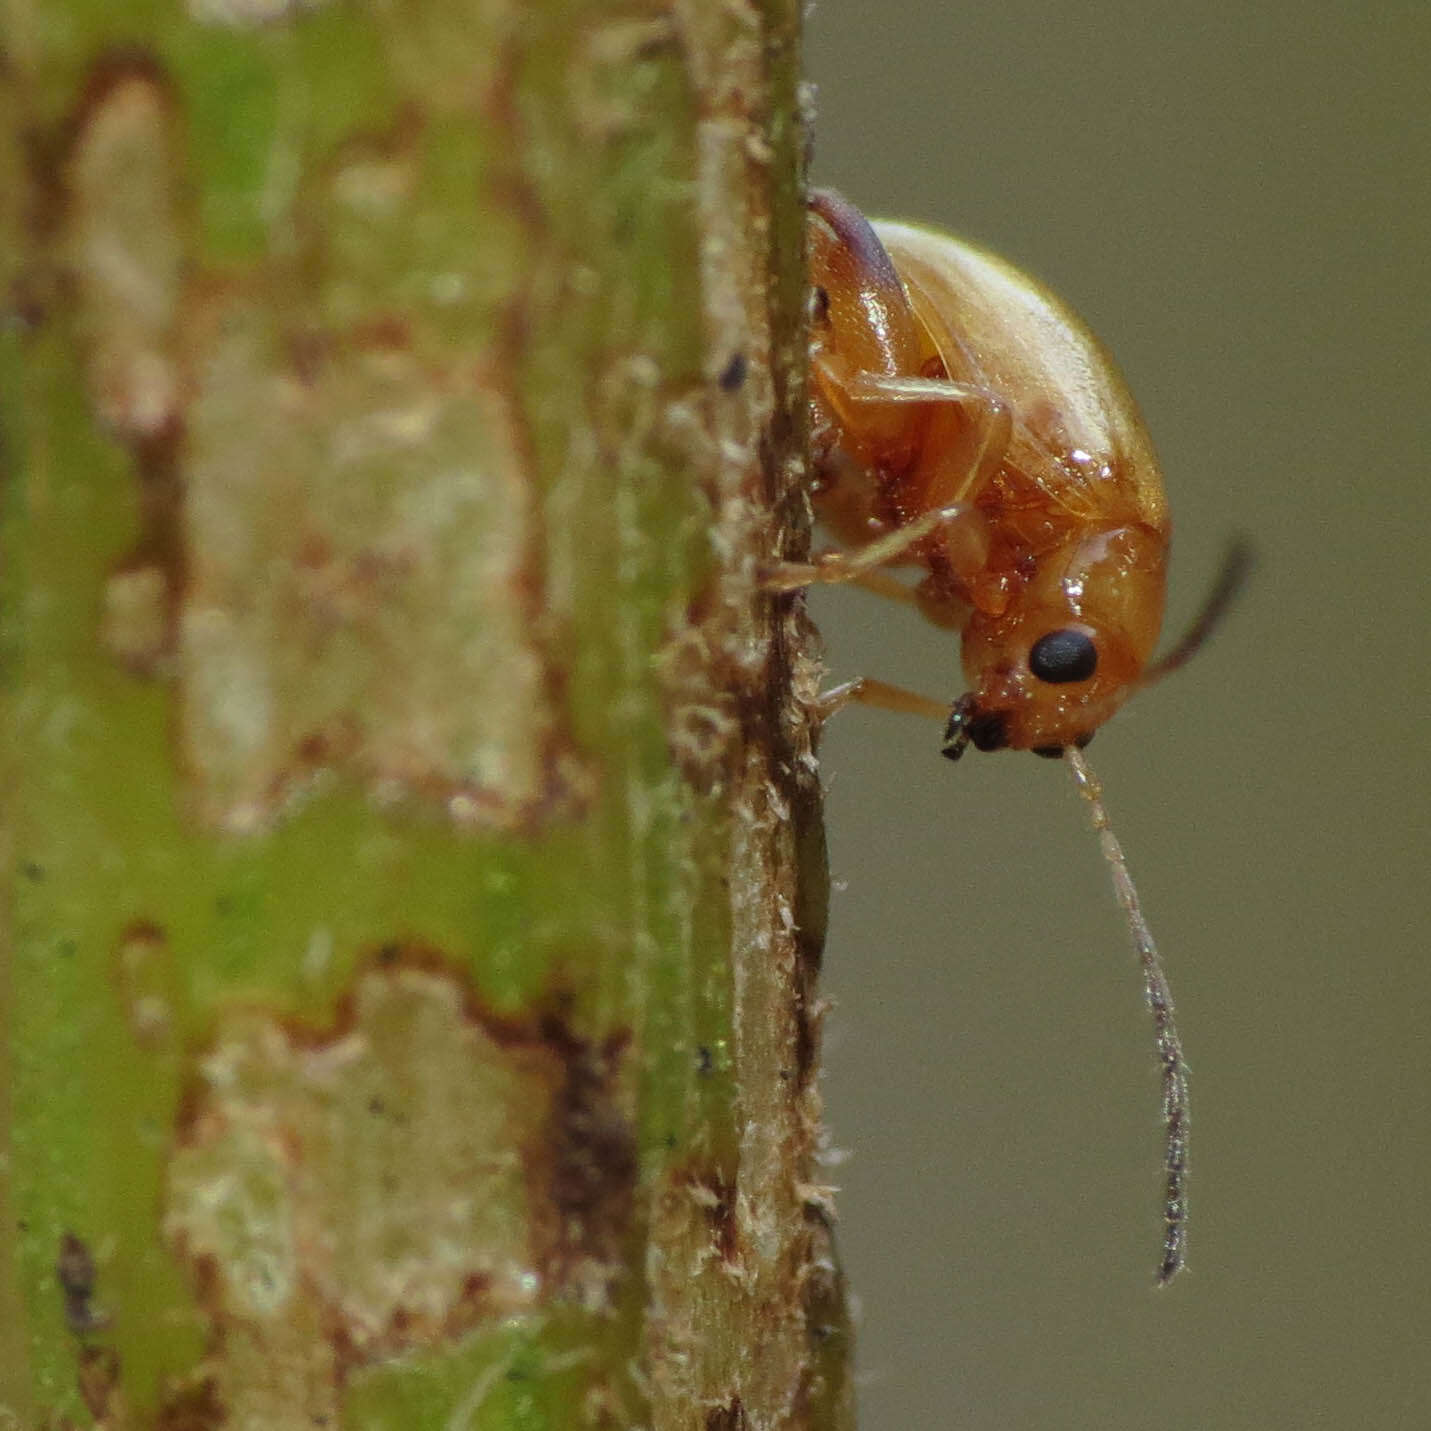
(967, 710, 1009, 752)
(942, 695, 1009, 758)
(941, 694, 976, 762)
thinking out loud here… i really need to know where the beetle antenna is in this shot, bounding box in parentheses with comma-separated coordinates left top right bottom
(1064, 744, 1188, 1285)
(1141, 537, 1254, 687)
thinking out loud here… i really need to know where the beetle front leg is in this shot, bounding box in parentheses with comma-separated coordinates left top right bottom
(814, 676, 950, 724)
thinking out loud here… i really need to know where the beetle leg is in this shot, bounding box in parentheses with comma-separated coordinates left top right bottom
(812, 352, 1013, 475)
(763, 502, 970, 593)
(812, 358, 1010, 496)
(832, 370, 1012, 507)
(766, 557, 921, 606)
(814, 676, 949, 724)
(808, 189, 929, 462)
(833, 371, 993, 408)
(846, 566, 920, 606)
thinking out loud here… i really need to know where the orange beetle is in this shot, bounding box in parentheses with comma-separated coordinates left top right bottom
(772, 189, 1249, 1283)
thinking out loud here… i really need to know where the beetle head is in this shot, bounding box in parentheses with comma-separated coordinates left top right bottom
(941, 531, 1252, 759)
(942, 525, 1163, 759)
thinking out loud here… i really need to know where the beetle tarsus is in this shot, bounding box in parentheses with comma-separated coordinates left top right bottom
(940, 693, 976, 761)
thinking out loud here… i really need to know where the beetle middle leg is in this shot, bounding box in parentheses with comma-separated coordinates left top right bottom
(763, 500, 972, 593)
(764, 369, 1010, 599)
(797, 367, 1011, 593)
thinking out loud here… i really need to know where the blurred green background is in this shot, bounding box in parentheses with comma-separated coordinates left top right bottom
(805, 3, 1429, 1428)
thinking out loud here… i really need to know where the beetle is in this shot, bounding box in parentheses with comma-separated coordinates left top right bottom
(768, 189, 1250, 1283)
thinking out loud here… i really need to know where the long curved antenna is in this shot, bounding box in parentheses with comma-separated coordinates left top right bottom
(1141, 537, 1255, 687)
(1065, 744, 1189, 1285)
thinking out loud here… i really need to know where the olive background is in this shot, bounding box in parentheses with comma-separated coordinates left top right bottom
(804, 4, 1429, 1428)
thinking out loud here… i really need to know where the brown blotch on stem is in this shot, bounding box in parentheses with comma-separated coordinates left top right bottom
(112, 918, 178, 1046)
(706, 1395, 750, 1431)
(56, 1232, 110, 1335)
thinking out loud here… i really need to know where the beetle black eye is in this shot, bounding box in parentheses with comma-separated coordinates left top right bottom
(1029, 628, 1098, 684)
